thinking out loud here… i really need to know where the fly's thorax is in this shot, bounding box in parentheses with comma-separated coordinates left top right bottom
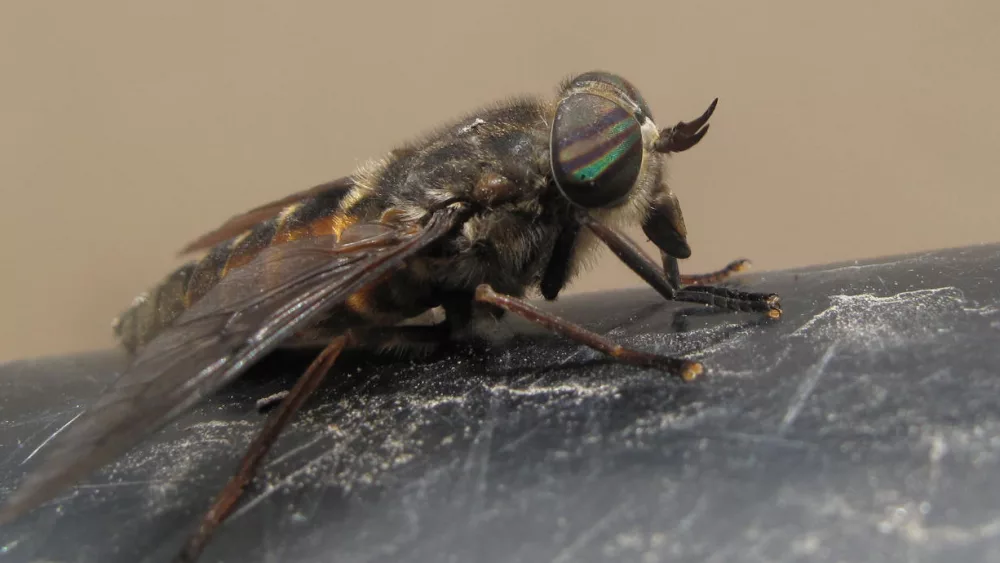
(360, 98, 553, 218)
(390, 197, 562, 298)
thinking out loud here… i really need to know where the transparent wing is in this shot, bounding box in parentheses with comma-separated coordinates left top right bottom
(0, 205, 468, 523)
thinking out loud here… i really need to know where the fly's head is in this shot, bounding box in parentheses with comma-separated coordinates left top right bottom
(549, 71, 715, 225)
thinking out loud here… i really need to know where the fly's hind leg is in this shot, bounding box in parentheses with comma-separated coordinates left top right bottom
(176, 334, 352, 563)
(473, 284, 704, 382)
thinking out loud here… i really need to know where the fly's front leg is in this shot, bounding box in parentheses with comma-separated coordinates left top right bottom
(676, 286, 781, 318)
(582, 214, 781, 318)
(580, 215, 679, 301)
(473, 284, 704, 381)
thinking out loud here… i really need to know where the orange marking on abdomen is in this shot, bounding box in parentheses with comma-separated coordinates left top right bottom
(220, 220, 278, 278)
(221, 250, 256, 275)
(309, 212, 356, 240)
(271, 210, 357, 246)
(270, 203, 307, 245)
(271, 225, 310, 245)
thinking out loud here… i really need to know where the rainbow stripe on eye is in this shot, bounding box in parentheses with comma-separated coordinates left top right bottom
(557, 106, 641, 183)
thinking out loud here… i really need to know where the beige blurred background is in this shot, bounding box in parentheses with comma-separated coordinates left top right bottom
(1, 1, 998, 361)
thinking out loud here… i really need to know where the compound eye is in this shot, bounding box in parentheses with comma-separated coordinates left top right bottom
(568, 71, 653, 120)
(551, 92, 643, 208)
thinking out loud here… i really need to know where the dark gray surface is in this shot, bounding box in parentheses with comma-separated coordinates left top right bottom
(2, 243, 999, 563)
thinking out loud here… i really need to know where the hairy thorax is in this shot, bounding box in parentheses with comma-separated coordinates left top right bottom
(354, 97, 573, 300)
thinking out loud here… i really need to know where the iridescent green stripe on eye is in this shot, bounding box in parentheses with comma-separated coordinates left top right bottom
(557, 104, 641, 182)
(557, 105, 634, 159)
(569, 127, 641, 182)
(551, 89, 644, 207)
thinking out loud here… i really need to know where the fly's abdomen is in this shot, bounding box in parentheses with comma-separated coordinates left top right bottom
(112, 234, 265, 353)
(112, 187, 364, 353)
(112, 262, 197, 353)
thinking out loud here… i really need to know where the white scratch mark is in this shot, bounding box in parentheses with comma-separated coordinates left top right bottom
(801, 258, 910, 276)
(676, 493, 708, 532)
(919, 517, 1000, 544)
(926, 431, 947, 502)
(718, 432, 813, 450)
(557, 346, 590, 365)
(778, 344, 838, 435)
(74, 479, 175, 490)
(552, 502, 630, 563)
(21, 410, 83, 465)
(0, 537, 22, 554)
(498, 424, 541, 454)
(465, 403, 496, 512)
(683, 328, 752, 360)
(263, 430, 333, 469)
(228, 449, 337, 522)
(3, 409, 69, 429)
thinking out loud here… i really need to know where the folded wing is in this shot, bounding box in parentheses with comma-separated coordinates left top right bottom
(0, 204, 469, 524)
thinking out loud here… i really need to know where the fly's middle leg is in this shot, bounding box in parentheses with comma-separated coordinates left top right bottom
(582, 215, 781, 318)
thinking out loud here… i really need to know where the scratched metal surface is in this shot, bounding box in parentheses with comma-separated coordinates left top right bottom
(2, 243, 1000, 563)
